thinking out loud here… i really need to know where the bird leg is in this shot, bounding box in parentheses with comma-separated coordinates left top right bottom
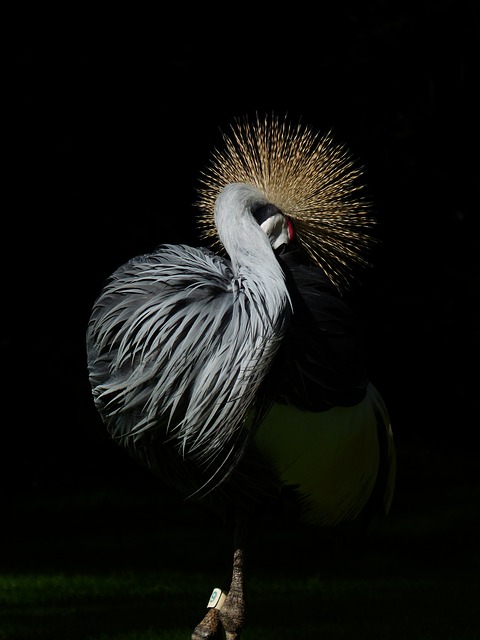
(192, 513, 249, 640)
(191, 549, 246, 640)
(218, 546, 246, 639)
(191, 606, 223, 640)
(191, 587, 227, 639)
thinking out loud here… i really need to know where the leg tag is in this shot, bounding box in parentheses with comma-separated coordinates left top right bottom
(207, 587, 227, 609)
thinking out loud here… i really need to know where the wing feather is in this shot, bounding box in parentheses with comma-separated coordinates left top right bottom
(87, 243, 290, 494)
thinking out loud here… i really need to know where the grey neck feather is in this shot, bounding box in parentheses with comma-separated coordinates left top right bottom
(214, 183, 285, 284)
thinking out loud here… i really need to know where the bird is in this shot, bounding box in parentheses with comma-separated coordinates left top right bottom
(86, 113, 396, 640)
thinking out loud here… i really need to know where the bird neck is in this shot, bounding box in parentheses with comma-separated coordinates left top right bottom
(214, 183, 290, 324)
(215, 183, 286, 288)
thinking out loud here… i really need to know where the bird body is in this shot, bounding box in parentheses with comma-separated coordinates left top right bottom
(86, 114, 395, 639)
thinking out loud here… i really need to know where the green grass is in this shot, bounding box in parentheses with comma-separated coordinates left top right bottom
(1, 447, 479, 639)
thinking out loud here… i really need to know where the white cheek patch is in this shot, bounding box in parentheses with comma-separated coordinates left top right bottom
(260, 213, 291, 249)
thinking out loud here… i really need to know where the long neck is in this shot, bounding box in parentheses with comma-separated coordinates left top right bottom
(214, 183, 286, 291)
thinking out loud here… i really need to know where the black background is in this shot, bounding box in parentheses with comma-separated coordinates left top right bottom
(5, 1, 479, 498)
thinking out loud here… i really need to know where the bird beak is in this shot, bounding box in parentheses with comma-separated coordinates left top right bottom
(260, 212, 294, 250)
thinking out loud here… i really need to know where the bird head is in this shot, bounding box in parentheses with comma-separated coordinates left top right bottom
(196, 113, 376, 291)
(252, 202, 295, 251)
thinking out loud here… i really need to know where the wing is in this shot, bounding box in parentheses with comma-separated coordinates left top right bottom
(254, 383, 396, 525)
(254, 244, 395, 524)
(275, 245, 368, 410)
(86, 243, 289, 495)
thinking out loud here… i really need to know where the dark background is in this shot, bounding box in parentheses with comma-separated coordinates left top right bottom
(5, 2, 479, 503)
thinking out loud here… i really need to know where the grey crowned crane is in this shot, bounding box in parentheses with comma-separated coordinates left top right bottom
(86, 114, 396, 639)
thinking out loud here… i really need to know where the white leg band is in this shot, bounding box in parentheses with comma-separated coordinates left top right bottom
(207, 587, 227, 609)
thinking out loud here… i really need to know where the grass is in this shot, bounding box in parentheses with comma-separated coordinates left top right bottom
(1, 446, 479, 640)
